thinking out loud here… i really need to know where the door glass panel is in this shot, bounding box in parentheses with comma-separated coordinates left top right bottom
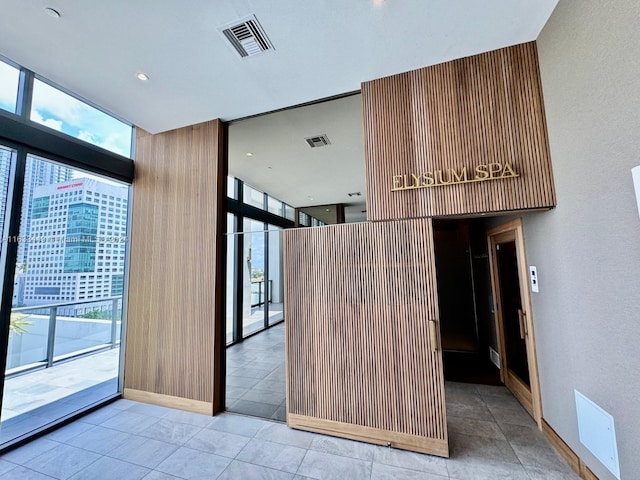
(1, 154, 130, 445)
(267, 227, 284, 326)
(242, 219, 266, 337)
(226, 213, 237, 344)
(496, 241, 530, 386)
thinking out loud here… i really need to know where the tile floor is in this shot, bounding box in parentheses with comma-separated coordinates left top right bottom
(226, 323, 286, 421)
(0, 389, 579, 479)
(1, 349, 120, 444)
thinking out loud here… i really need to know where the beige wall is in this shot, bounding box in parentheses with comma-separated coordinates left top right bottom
(525, 1, 640, 478)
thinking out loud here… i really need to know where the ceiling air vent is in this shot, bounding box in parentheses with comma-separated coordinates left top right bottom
(305, 134, 331, 148)
(219, 15, 274, 58)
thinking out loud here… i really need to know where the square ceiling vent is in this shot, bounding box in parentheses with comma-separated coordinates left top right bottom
(305, 134, 331, 148)
(219, 15, 274, 58)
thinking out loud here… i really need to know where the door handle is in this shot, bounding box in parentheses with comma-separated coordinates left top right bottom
(429, 319, 438, 353)
(518, 309, 527, 339)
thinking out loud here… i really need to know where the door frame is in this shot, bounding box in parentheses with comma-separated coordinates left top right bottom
(487, 218, 542, 427)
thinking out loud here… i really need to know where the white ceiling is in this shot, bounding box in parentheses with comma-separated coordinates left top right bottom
(228, 94, 367, 222)
(1, 0, 558, 220)
(0, 0, 558, 134)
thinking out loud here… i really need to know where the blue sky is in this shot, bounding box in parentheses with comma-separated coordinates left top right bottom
(0, 60, 132, 158)
(30, 80, 132, 157)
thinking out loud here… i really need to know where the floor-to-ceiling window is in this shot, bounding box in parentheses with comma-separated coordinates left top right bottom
(0, 56, 134, 449)
(225, 178, 296, 345)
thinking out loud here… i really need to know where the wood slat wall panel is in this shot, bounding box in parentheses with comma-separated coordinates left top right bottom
(284, 219, 448, 456)
(124, 120, 225, 413)
(362, 42, 555, 220)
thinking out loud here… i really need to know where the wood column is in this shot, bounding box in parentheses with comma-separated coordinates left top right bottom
(124, 120, 226, 415)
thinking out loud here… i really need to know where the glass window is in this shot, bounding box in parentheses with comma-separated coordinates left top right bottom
(243, 184, 264, 209)
(1, 154, 130, 446)
(30, 79, 133, 158)
(0, 60, 19, 114)
(267, 196, 282, 216)
(267, 226, 283, 326)
(284, 204, 295, 221)
(0, 146, 14, 260)
(227, 176, 236, 200)
(299, 212, 310, 227)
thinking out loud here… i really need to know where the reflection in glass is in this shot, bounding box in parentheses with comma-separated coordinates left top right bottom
(1, 155, 130, 446)
(267, 227, 284, 325)
(30, 79, 133, 157)
(226, 213, 236, 344)
(242, 219, 266, 337)
(0, 60, 19, 114)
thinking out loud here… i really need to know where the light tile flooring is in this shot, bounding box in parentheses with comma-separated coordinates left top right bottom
(1, 349, 120, 444)
(0, 390, 579, 480)
(0, 325, 579, 479)
(3, 349, 119, 420)
(226, 323, 286, 421)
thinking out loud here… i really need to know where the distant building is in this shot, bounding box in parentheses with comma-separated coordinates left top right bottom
(22, 178, 128, 314)
(17, 159, 73, 267)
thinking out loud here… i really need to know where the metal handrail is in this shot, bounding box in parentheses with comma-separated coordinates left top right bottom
(11, 296, 123, 369)
(250, 280, 273, 308)
(12, 296, 122, 312)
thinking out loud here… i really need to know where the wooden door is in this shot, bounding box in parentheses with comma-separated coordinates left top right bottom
(488, 219, 542, 423)
(283, 218, 448, 457)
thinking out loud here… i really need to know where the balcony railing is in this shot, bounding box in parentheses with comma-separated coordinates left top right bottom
(250, 280, 273, 308)
(8, 296, 123, 376)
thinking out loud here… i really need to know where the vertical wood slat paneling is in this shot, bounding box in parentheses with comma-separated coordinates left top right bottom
(284, 219, 449, 457)
(362, 42, 555, 220)
(124, 120, 225, 414)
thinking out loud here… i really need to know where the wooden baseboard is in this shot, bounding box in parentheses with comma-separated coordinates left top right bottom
(123, 388, 213, 416)
(287, 413, 449, 458)
(541, 419, 599, 480)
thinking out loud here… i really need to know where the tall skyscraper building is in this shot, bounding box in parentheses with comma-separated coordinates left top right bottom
(17, 158, 73, 265)
(22, 178, 128, 313)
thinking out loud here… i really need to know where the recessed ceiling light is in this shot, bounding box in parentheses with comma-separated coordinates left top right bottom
(136, 72, 149, 81)
(246, 152, 253, 157)
(308, 196, 314, 201)
(44, 7, 61, 18)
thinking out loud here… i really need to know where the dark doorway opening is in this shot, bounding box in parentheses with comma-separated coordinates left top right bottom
(433, 219, 501, 385)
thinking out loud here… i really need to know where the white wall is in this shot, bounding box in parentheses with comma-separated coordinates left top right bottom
(525, 1, 640, 478)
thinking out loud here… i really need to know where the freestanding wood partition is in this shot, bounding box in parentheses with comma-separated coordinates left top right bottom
(124, 120, 226, 415)
(284, 219, 448, 457)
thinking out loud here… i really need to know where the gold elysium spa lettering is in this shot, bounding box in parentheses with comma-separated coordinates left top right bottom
(391, 162, 519, 191)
